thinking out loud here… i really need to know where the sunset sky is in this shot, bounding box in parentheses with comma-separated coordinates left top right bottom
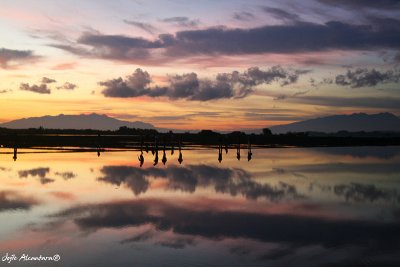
(1, 0, 399, 130)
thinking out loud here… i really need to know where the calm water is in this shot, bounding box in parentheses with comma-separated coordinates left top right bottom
(0, 146, 400, 267)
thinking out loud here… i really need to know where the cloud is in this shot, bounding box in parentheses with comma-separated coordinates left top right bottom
(49, 198, 400, 250)
(0, 48, 37, 68)
(52, 19, 400, 63)
(318, 0, 400, 10)
(161, 17, 200, 27)
(0, 89, 11, 94)
(0, 190, 39, 212)
(55, 171, 76, 180)
(41, 77, 56, 84)
(100, 66, 307, 100)
(19, 168, 50, 178)
(57, 82, 77, 90)
(334, 68, 400, 88)
(20, 83, 51, 94)
(261, 7, 300, 23)
(164, 19, 400, 56)
(100, 68, 154, 98)
(97, 165, 150, 195)
(333, 183, 399, 203)
(18, 167, 54, 184)
(123, 20, 157, 34)
(52, 33, 166, 61)
(97, 164, 303, 201)
(233, 12, 255, 21)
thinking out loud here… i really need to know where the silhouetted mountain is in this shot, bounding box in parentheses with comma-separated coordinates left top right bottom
(270, 113, 400, 134)
(0, 113, 154, 130)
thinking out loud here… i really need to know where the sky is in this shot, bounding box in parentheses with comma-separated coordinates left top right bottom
(0, 0, 400, 130)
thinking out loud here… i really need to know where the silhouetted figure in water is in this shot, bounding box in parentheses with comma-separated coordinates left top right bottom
(236, 140, 241, 161)
(218, 143, 223, 163)
(170, 132, 175, 155)
(247, 138, 252, 162)
(178, 137, 183, 164)
(153, 136, 159, 166)
(13, 147, 17, 161)
(138, 136, 145, 167)
(97, 134, 101, 157)
(225, 142, 229, 154)
(153, 150, 159, 166)
(138, 152, 144, 167)
(13, 133, 18, 161)
(162, 138, 167, 165)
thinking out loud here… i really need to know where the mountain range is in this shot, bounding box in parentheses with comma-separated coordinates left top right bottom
(270, 112, 400, 133)
(1, 112, 399, 133)
(0, 113, 154, 131)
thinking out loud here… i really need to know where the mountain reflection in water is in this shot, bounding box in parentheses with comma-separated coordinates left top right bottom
(0, 146, 399, 267)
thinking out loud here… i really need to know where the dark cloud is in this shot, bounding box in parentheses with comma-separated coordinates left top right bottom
(123, 20, 157, 34)
(334, 68, 400, 88)
(55, 171, 76, 180)
(57, 82, 77, 90)
(19, 167, 50, 178)
(161, 17, 200, 27)
(261, 7, 300, 22)
(334, 183, 399, 203)
(97, 165, 150, 195)
(50, 198, 400, 249)
(20, 83, 51, 94)
(41, 77, 57, 84)
(97, 164, 302, 201)
(0, 48, 37, 68)
(18, 167, 54, 184)
(100, 68, 154, 98)
(0, 89, 10, 94)
(100, 66, 306, 100)
(73, 33, 167, 60)
(78, 33, 162, 49)
(38, 177, 55, 184)
(53, 19, 400, 61)
(165, 20, 400, 56)
(318, 0, 400, 10)
(233, 12, 255, 21)
(0, 190, 39, 212)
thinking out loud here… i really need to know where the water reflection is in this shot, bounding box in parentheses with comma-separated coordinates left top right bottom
(0, 146, 399, 267)
(97, 165, 302, 201)
(13, 146, 17, 161)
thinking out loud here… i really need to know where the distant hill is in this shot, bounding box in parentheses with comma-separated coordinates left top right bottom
(0, 113, 155, 130)
(270, 112, 400, 134)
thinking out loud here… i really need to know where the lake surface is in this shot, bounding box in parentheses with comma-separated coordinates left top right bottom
(1, 146, 400, 267)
